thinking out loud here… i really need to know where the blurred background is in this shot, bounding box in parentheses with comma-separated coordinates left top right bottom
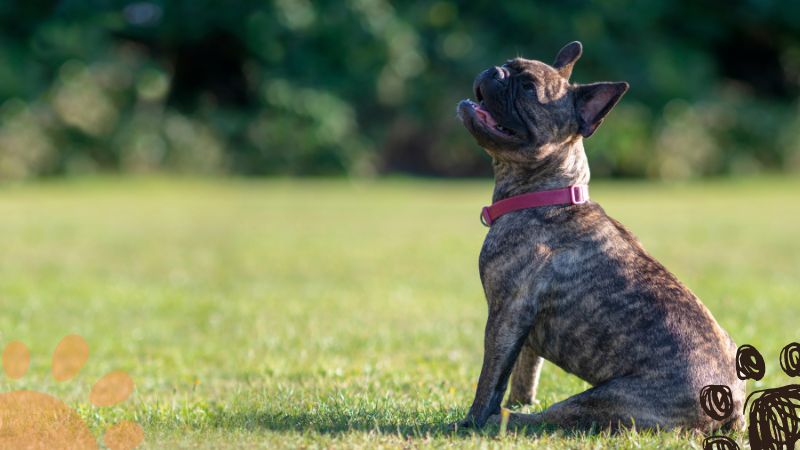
(1, 0, 800, 181)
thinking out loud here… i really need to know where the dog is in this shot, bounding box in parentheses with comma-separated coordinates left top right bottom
(453, 41, 745, 432)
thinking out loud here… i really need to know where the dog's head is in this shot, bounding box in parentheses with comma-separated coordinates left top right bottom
(457, 42, 628, 164)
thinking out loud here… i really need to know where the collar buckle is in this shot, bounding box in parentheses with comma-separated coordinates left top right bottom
(570, 185, 588, 204)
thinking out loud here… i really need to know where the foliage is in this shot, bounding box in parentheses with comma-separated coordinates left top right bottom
(0, 1, 799, 180)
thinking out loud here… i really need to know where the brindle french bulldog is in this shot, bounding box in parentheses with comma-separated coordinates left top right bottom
(454, 41, 745, 432)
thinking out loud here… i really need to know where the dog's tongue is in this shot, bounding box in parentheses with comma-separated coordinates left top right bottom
(474, 104, 498, 127)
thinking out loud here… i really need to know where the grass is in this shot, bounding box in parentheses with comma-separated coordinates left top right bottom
(0, 176, 798, 448)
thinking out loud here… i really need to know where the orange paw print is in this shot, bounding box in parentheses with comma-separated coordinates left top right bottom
(0, 335, 143, 450)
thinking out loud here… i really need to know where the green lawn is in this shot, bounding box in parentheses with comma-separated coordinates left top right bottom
(1, 176, 798, 449)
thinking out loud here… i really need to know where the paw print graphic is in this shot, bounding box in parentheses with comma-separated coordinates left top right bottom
(699, 343, 800, 450)
(0, 335, 144, 450)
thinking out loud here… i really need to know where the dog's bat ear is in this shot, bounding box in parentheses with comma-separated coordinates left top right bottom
(574, 81, 629, 138)
(553, 41, 583, 79)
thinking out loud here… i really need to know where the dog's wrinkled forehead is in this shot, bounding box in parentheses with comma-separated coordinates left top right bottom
(505, 58, 570, 104)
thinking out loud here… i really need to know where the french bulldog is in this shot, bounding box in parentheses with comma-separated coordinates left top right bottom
(453, 41, 745, 432)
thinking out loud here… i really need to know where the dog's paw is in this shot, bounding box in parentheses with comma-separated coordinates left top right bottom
(486, 413, 502, 425)
(487, 408, 514, 427)
(505, 398, 540, 410)
(448, 418, 475, 432)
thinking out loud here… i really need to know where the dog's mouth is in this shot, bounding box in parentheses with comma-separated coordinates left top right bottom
(459, 99, 515, 137)
(458, 82, 516, 137)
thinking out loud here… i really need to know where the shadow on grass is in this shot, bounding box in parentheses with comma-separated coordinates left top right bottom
(212, 408, 479, 438)
(159, 406, 569, 440)
(138, 401, 708, 442)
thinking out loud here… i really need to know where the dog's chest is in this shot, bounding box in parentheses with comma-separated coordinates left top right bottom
(478, 218, 554, 307)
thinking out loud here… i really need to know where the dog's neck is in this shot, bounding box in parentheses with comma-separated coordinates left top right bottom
(491, 139, 590, 203)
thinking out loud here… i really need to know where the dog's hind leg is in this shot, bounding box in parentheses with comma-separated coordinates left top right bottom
(506, 343, 543, 408)
(491, 376, 697, 432)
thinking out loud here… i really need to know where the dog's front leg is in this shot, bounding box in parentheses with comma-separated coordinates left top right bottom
(458, 301, 535, 428)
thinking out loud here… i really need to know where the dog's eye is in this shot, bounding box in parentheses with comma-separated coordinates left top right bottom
(522, 82, 535, 92)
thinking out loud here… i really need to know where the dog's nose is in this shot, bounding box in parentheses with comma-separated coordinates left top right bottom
(493, 66, 509, 80)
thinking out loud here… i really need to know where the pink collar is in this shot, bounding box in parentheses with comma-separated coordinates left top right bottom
(480, 185, 589, 227)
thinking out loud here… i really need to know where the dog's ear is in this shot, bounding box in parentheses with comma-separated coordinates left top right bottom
(574, 82, 629, 138)
(553, 41, 583, 79)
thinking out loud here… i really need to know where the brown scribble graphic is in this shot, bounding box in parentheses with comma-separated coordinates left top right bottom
(699, 381, 740, 450)
(699, 343, 800, 450)
(0, 335, 143, 450)
(779, 343, 800, 377)
(744, 343, 800, 450)
(703, 435, 739, 450)
(747, 384, 800, 450)
(700, 385, 734, 421)
(736, 344, 765, 381)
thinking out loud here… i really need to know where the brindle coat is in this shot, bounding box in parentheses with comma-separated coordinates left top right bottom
(454, 42, 745, 432)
